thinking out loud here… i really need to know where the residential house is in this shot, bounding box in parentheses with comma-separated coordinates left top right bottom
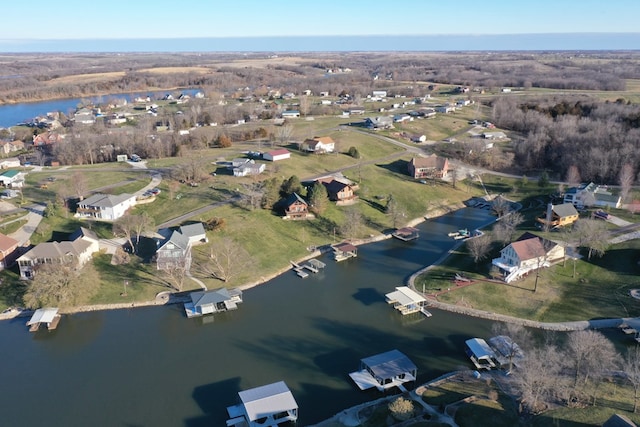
(319, 178, 357, 204)
(435, 104, 456, 113)
(76, 193, 137, 221)
(263, 149, 291, 162)
(410, 135, 427, 143)
(320, 99, 332, 105)
(300, 136, 335, 153)
(0, 233, 19, 270)
(226, 381, 298, 427)
(364, 116, 393, 130)
(283, 192, 309, 220)
(231, 158, 252, 168)
(456, 99, 472, 106)
(184, 287, 243, 317)
(418, 108, 437, 118)
(0, 157, 21, 168)
(17, 227, 100, 279)
(0, 142, 23, 156)
(0, 169, 26, 188)
(563, 182, 622, 209)
(233, 162, 265, 177)
(372, 90, 387, 98)
(155, 230, 192, 271)
(281, 110, 300, 118)
(536, 203, 579, 229)
(179, 223, 208, 245)
(33, 132, 63, 147)
(319, 91, 329, 97)
(491, 232, 565, 283)
(407, 155, 449, 179)
(483, 131, 507, 140)
(393, 114, 412, 123)
(74, 108, 96, 125)
(349, 108, 366, 115)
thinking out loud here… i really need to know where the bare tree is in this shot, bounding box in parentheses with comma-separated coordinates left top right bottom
(113, 214, 137, 253)
(339, 207, 364, 240)
(493, 211, 524, 245)
(513, 345, 564, 414)
(490, 322, 533, 373)
(198, 237, 254, 283)
(466, 233, 492, 265)
(623, 346, 640, 413)
(275, 125, 293, 146)
(240, 181, 265, 210)
(132, 213, 155, 246)
(565, 330, 618, 406)
(566, 165, 581, 187)
(386, 195, 405, 228)
(72, 171, 88, 201)
(23, 263, 98, 309)
(571, 219, 609, 259)
(619, 163, 634, 203)
(162, 265, 187, 292)
(299, 95, 310, 117)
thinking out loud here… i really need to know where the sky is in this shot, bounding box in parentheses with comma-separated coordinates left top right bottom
(1, 0, 639, 51)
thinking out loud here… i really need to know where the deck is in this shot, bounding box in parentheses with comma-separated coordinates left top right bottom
(392, 227, 420, 241)
(291, 259, 326, 278)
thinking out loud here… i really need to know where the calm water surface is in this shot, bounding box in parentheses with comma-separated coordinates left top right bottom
(0, 208, 498, 426)
(0, 89, 201, 128)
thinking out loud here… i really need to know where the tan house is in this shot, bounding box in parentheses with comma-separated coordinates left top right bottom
(536, 203, 579, 229)
(318, 178, 357, 204)
(408, 154, 449, 179)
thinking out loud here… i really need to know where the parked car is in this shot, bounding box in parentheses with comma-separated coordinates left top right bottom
(594, 210, 610, 220)
(150, 188, 161, 195)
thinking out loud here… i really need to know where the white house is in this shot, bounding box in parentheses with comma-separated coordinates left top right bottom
(372, 90, 387, 98)
(263, 149, 291, 162)
(227, 381, 298, 427)
(0, 169, 26, 188)
(300, 136, 335, 153)
(179, 223, 208, 245)
(281, 110, 300, 118)
(492, 232, 565, 283)
(411, 134, 427, 143)
(563, 182, 622, 209)
(234, 163, 266, 177)
(76, 193, 137, 221)
(0, 157, 21, 169)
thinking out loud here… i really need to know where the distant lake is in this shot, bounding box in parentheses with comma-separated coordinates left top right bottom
(0, 88, 201, 128)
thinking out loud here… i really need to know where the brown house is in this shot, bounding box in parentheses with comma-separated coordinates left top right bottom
(319, 179, 357, 204)
(408, 154, 449, 179)
(284, 193, 309, 219)
(0, 233, 19, 270)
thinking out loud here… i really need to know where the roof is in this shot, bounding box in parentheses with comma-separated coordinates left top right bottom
(191, 287, 240, 306)
(385, 286, 426, 306)
(552, 203, 578, 218)
(322, 179, 349, 195)
(1, 169, 21, 178)
(18, 240, 89, 262)
(80, 193, 135, 208)
(603, 414, 638, 427)
(516, 232, 557, 253)
(0, 232, 18, 252)
(410, 154, 448, 170)
(313, 136, 335, 144)
(158, 230, 190, 252)
(595, 192, 621, 204)
(285, 192, 307, 207)
(465, 338, 497, 359)
(69, 227, 98, 242)
(334, 242, 357, 253)
(239, 381, 298, 422)
(509, 238, 546, 261)
(361, 350, 417, 379)
(179, 223, 206, 239)
(266, 149, 290, 156)
(27, 308, 59, 325)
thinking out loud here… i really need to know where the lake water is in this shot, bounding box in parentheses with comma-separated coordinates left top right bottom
(0, 88, 201, 128)
(0, 208, 497, 426)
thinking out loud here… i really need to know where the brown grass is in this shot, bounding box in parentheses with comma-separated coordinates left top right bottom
(137, 66, 212, 74)
(47, 71, 126, 84)
(210, 56, 315, 68)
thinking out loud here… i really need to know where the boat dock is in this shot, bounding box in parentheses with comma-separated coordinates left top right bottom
(332, 242, 358, 262)
(392, 227, 420, 241)
(26, 308, 61, 332)
(291, 258, 326, 278)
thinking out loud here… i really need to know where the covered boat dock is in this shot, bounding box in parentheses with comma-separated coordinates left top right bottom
(385, 286, 431, 317)
(349, 349, 417, 392)
(332, 242, 358, 262)
(392, 227, 420, 241)
(465, 338, 499, 370)
(226, 381, 298, 427)
(27, 308, 61, 332)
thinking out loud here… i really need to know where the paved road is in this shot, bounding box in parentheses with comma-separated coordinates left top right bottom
(9, 203, 45, 246)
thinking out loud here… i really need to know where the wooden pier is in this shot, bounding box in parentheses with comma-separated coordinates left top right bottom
(291, 259, 326, 278)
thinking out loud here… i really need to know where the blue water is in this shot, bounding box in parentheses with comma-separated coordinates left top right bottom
(0, 88, 201, 128)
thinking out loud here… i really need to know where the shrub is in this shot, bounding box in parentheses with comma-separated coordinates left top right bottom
(388, 396, 415, 421)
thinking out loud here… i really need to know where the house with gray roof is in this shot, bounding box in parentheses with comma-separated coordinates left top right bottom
(179, 223, 208, 245)
(564, 182, 622, 209)
(17, 227, 100, 279)
(76, 193, 137, 221)
(364, 116, 393, 130)
(155, 230, 191, 271)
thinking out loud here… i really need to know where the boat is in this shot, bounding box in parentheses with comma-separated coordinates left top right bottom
(449, 228, 470, 239)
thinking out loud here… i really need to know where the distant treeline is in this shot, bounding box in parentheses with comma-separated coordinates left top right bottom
(0, 51, 638, 104)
